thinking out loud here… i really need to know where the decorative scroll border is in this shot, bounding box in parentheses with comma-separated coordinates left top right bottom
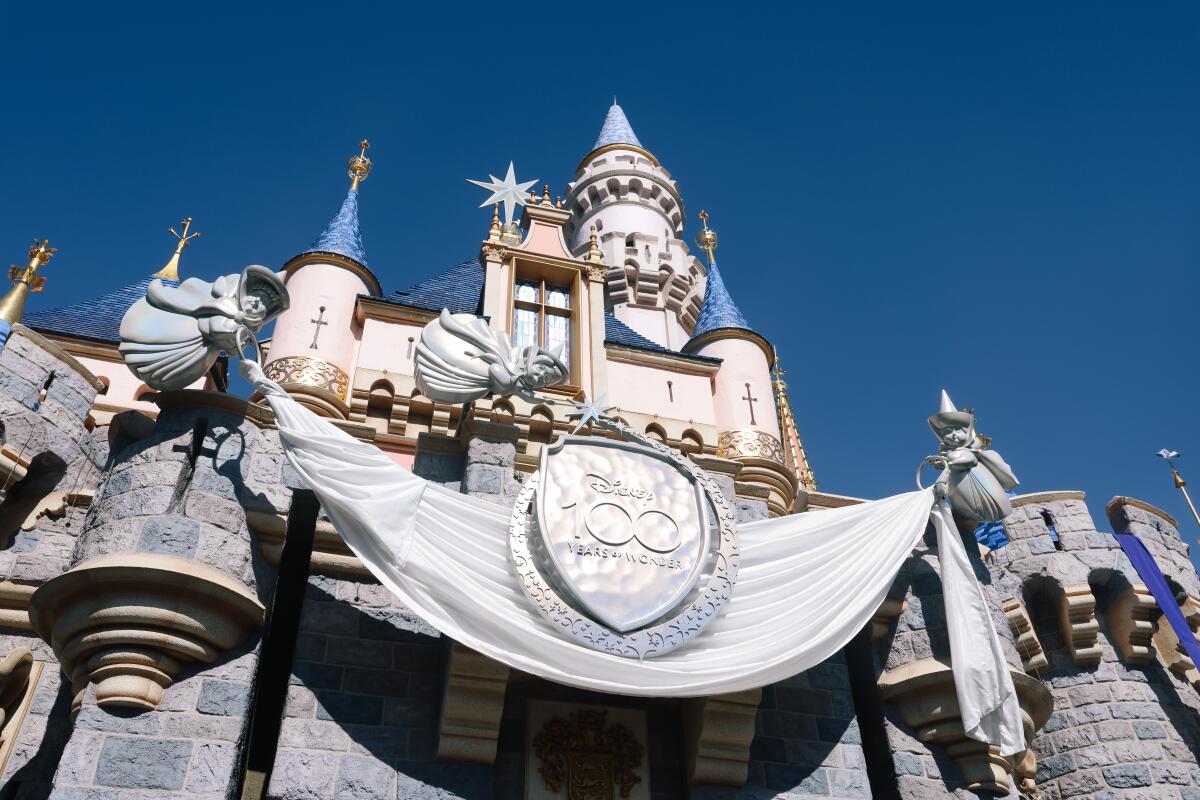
(264, 355, 349, 401)
(717, 429, 785, 464)
(508, 422, 739, 659)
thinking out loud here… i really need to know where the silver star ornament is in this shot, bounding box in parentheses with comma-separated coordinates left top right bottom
(466, 161, 538, 226)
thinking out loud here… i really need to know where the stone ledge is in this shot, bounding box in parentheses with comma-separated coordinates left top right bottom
(1106, 495, 1179, 530)
(1010, 490, 1086, 508)
(247, 509, 372, 579)
(10, 324, 106, 392)
(153, 390, 274, 427)
(29, 553, 265, 712)
(878, 657, 1052, 796)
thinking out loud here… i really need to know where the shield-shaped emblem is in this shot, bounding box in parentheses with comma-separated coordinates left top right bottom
(535, 436, 709, 633)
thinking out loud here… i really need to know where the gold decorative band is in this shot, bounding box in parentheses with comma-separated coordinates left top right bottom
(264, 356, 349, 401)
(717, 429, 786, 464)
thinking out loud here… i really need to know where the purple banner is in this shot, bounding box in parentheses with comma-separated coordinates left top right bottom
(1112, 531, 1200, 671)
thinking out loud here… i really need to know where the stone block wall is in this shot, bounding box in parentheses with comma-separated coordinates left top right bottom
(721, 655, 869, 800)
(30, 399, 284, 800)
(0, 326, 106, 798)
(269, 572, 478, 800)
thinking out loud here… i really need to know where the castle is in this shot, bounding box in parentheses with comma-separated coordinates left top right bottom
(0, 103, 1197, 800)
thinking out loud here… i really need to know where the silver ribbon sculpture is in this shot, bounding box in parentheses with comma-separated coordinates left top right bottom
(414, 309, 567, 404)
(119, 266, 290, 390)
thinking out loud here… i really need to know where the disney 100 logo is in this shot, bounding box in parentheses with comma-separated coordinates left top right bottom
(561, 472, 684, 562)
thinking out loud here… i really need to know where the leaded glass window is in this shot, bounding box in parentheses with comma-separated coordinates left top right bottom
(512, 279, 572, 371)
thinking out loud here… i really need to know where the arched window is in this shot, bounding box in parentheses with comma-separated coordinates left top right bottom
(96, 376, 110, 396)
(366, 380, 394, 433)
(134, 384, 155, 402)
(644, 423, 667, 444)
(680, 430, 704, 455)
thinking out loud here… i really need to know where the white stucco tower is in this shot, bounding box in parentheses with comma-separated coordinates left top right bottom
(564, 103, 704, 350)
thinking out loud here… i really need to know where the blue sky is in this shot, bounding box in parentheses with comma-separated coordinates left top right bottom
(2, 3, 1198, 549)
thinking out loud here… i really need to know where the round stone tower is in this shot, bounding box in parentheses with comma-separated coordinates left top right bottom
(871, 484, 1200, 798)
(564, 103, 702, 350)
(263, 141, 380, 418)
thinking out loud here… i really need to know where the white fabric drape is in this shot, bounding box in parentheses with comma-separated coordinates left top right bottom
(249, 365, 1022, 753)
(931, 501, 1024, 754)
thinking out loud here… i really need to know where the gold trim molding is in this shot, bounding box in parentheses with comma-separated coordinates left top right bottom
(717, 429, 785, 464)
(265, 356, 349, 402)
(281, 251, 381, 297)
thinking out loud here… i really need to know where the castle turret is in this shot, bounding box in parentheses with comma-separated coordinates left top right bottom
(565, 103, 701, 350)
(683, 213, 795, 516)
(263, 141, 381, 418)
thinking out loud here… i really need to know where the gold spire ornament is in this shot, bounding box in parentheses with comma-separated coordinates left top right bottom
(695, 210, 718, 265)
(772, 358, 817, 494)
(0, 240, 56, 325)
(154, 217, 201, 280)
(348, 140, 372, 191)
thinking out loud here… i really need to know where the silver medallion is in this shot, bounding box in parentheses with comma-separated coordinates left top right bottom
(509, 420, 738, 658)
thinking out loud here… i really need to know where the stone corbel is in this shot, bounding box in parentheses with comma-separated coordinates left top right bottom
(878, 658, 1052, 796)
(436, 643, 510, 764)
(1154, 595, 1200, 686)
(1003, 599, 1048, 672)
(1059, 584, 1102, 665)
(246, 509, 371, 579)
(871, 596, 908, 641)
(0, 582, 35, 631)
(683, 688, 762, 786)
(19, 489, 93, 532)
(0, 647, 42, 776)
(29, 553, 264, 712)
(1108, 584, 1158, 665)
(0, 445, 32, 494)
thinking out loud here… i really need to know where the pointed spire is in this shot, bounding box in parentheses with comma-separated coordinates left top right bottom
(689, 211, 754, 338)
(939, 389, 956, 414)
(154, 217, 200, 280)
(773, 359, 817, 492)
(302, 141, 371, 267)
(0, 240, 55, 328)
(592, 101, 643, 151)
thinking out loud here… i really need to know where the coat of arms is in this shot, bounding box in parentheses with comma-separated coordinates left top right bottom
(533, 709, 643, 800)
(509, 413, 738, 658)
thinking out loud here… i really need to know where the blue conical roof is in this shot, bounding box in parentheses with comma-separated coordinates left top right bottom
(592, 103, 643, 151)
(690, 262, 754, 339)
(303, 188, 368, 267)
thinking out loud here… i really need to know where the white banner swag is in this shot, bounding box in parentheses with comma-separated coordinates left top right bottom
(244, 363, 1023, 756)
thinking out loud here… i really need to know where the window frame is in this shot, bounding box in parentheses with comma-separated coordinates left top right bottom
(508, 259, 581, 392)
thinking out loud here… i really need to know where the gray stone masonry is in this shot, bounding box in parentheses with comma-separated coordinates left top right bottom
(0, 329, 104, 799)
(872, 492, 1200, 799)
(874, 520, 1026, 799)
(44, 401, 287, 800)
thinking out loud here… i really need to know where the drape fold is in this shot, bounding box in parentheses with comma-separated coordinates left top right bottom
(250, 364, 1023, 753)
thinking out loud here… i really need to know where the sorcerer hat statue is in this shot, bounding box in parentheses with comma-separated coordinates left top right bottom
(928, 389, 975, 434)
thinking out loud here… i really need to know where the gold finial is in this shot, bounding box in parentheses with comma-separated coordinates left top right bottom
(487, 203, 501, 242)
(586, 224, 604, 265)
(154, 217, 201, 280)
(541, 184, 551, 205)
(694, 210, 718, 265)
(348, 139, 372, 191)
(0, 239, 56, 325)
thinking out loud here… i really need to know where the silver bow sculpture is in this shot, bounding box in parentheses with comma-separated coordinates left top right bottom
(414, 309, 568, 404)
(119, 266, 290, 391)
(918, 390, 1019, 523)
